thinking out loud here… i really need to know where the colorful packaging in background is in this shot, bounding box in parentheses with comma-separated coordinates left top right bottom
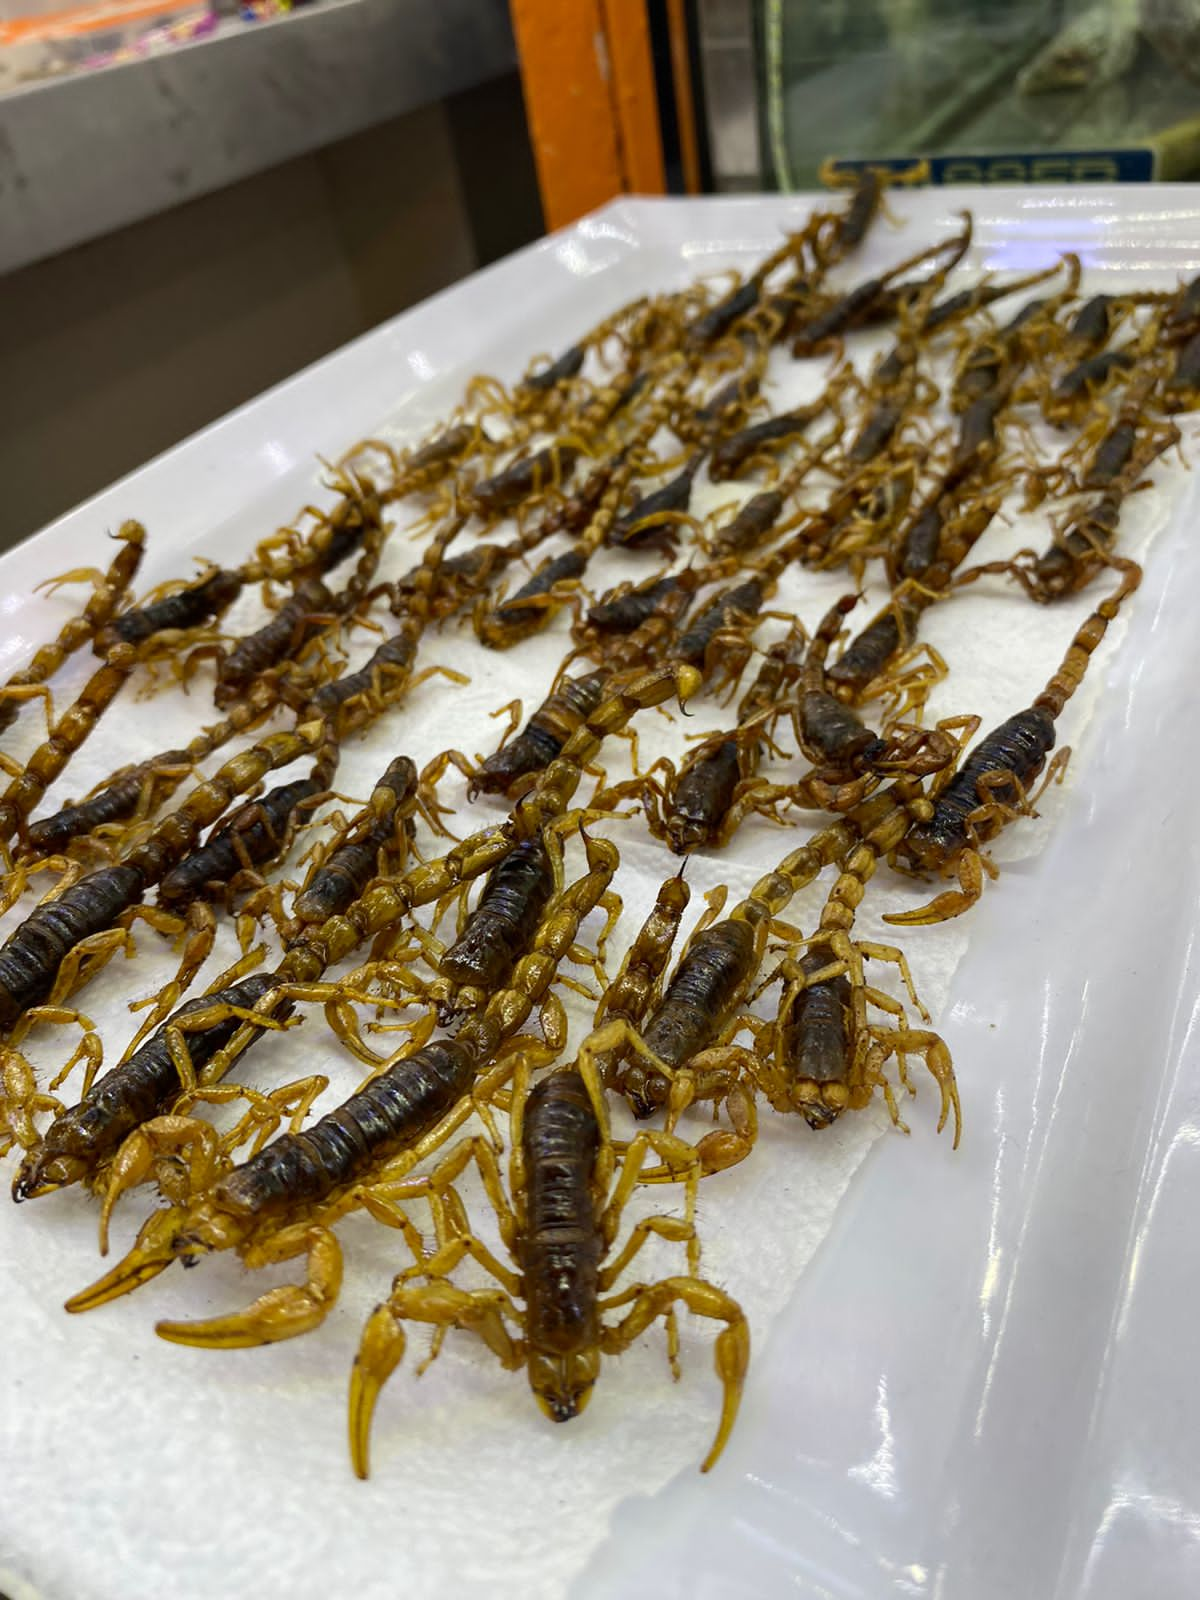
(0, 0, 303, 91)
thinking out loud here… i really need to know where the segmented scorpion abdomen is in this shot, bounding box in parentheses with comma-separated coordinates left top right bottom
(709, 406, 821, 481)
(586, 573, 681, 635)
(471, 444, 582, 516)
(684, 280, 760, 350)
(520, 1071, 603, 1357)
(209, 1038, 474, 1218)
(801, 692, 886, 769)
(12, 973, 289, 1199)
(158, 771, 326, 906)
(608, 456, 701, 550)
(712, 489, 786, 556)
(692, 373, 760, 436)
(1050, 349, 1135, 414)
(908, 708, 1055, 860)
(23, 748, 188, 857)
(440, 834, 556, 998)
(98, 569, 243, 654)
(895, 501, 945, 582)
(520, 345, 586, 393)
(779, 952, 853, 1130)
(826, 607, 907, 699)
(666, 739, 742, 854)
(215, 576, 333, 706)
(1166, 331, 1200, 408)
(621, 919, 757, 1116)
(673, 579, 765, 666)
(405, 424, 477, 477)
(309, 622, 418, 727)
(1165, 274, 1200, 342)
(1066, 294, 1118, 354)
(472, 670, 609, 798)
(292, 756, 417, 925)
(478, 548, 588, 649)
(0, 864, 146, 1029)
(823, 169, 881, 258)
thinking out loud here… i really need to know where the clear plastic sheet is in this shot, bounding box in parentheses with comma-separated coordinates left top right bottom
(0, 189, 1196, 1600)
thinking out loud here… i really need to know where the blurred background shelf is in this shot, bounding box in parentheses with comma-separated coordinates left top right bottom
(0, 0, 517, 274)
(0, 0, 541, 546)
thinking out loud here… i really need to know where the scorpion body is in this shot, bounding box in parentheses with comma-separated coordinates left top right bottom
(291, 757, 419, 926)
(608, 454, 703, 551)
(520, 345, 586, 393)
(0, 645, 139, 849)
(471, 670, 610, 799)
(0, 723, 324, 1029)
(888, 565, 1140, 922)
(349, 1054, 747, 1477)
(20, 680, 281, 862)
(583, 572, 685, 637)
(433, 833, 557, 1016)
(68, 835, 620, 1342)
(158, 756, 333, 911)
(97, 567, 242, 656)
(792, 220, 972, 355)
(476, 549, 589, 649)
(0, 522, 144, 738)
(13, 973, 291, 1200)
(470, 443, 582, 517)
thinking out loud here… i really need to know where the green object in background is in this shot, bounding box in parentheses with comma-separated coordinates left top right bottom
(763, 0, 1200, 188)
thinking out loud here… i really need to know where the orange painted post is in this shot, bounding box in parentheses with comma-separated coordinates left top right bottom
(510, 0, 667, 231)
(601, 0, 668, 196)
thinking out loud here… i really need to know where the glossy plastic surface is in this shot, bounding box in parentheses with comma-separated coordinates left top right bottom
(1, 189, 1197, 1600)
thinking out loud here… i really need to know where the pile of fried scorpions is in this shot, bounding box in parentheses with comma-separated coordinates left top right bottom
(1, 174, 1193, 1477)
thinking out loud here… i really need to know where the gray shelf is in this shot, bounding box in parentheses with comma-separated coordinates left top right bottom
(0, 0, 516, 274)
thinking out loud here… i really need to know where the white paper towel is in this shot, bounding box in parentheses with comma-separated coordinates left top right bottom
(0, 230, 1184, 1600)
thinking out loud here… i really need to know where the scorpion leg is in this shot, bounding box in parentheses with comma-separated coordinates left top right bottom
(98, 1115, 222, 1254)
(0, 682, 58, 739)
(156, 1223, 345, 1348)
(185, 1073, 330, 1158)
(350, 1280, 524, 1478)
(658, 1044, 764, 1176)
(363, 1136, 521, 1290)
(598, 1132, 702, 1278)
(415, 753, 467, 839)
(862, 1026, 960, 1145)
(9, 1003, 104, 1092)
(598, 1275, 749, 1472)
(123, 903, 220, 1051)
(0, 1047, 66, 1155)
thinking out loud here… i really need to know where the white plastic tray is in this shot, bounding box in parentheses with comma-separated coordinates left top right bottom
(2, 189, 1199, 1600)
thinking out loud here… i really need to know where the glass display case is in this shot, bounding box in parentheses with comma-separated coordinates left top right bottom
(698, 0, 1200, 188)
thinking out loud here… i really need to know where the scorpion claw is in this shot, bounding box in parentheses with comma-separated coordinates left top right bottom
(348, 1304, 408, 1479)
(156, 1284, 328, 1349)
(157, 1231, 344, 1347)
(884, 889, 976, 925)
(65, 1210, 183, 1312)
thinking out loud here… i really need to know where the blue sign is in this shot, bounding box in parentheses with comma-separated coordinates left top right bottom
(824, 149, 1155, 186)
